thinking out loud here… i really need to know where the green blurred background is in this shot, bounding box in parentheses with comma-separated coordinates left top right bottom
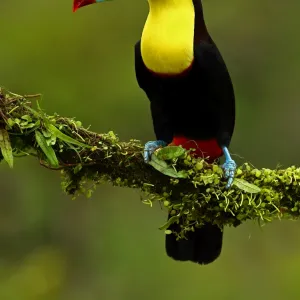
(0, 0, 300, 299)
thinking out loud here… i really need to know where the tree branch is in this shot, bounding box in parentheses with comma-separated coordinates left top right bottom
(0, 87, 299, 237)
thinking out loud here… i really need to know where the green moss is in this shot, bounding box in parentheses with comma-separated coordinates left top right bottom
(1, 87, 300, 240)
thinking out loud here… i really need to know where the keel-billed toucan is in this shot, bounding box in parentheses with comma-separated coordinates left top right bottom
(73, 0, 237, 265)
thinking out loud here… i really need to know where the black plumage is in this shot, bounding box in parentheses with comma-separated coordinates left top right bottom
(135, 0, 235, 264)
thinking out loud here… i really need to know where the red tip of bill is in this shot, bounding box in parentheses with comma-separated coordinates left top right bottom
(73, 0, 96, 12)
(73, 0, 81, 12)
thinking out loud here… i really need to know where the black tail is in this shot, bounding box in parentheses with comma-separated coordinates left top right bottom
(165, 214, 223, 265)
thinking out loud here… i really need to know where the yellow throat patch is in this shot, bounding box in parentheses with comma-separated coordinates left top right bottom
(141, 0, 195, 75)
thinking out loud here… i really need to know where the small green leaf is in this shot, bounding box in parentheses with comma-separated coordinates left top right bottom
(21, 120, 41, 131)
(47, 124, 89, 148)
(163, 200, 170, 207)
(148, 154, 168, 170)
(42, 128, 52, 138)
(195, 161, 203, 170)
(156, 146, 185, 160)
(148, 154, 187, 178)
(7, 118, 15, 128)
(46, 135, 57, 146)
(176, 170, 188, 178)
(159, 215, 180, 230)
(0, 129, 13, 168)
(23, 105, 42, 119)
(21, 115, 32, 122)
(74, 164, 82, 174)
(35, 130, 59, 167)
(233, 178, 261, 193)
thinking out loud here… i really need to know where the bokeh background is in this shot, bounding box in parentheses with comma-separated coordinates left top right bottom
(0, 0, 300, 299)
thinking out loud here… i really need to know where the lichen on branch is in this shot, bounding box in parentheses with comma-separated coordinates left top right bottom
(0, 87, 299, 238)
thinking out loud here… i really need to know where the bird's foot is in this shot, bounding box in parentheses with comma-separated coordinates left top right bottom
(144, 140, 167, 163)
(221, 146, 237, 189)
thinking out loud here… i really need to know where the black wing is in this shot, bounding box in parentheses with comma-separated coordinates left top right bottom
(134, 41, 173, 143)
(194, 41, 235, 147)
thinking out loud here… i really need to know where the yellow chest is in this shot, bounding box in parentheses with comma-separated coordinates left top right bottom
(141, 1, 195, 74)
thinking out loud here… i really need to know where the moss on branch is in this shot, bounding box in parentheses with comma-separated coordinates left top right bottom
(0, 87, 299, 238)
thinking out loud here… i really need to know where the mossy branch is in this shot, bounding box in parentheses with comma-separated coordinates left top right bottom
(0, 87, 299, 237)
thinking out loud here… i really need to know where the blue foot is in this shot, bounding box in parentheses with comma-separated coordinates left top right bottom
(144, 140, 167, 163)
(221, 146, 237, 189)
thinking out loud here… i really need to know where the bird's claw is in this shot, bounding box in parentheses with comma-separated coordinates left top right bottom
(144, 140, 167, 163)
(222, 159, 236, 189)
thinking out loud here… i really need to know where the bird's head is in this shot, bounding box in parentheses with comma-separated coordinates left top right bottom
(73, 0, 106, 12)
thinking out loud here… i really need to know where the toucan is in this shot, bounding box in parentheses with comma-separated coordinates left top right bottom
(73, 0, 237, 265)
